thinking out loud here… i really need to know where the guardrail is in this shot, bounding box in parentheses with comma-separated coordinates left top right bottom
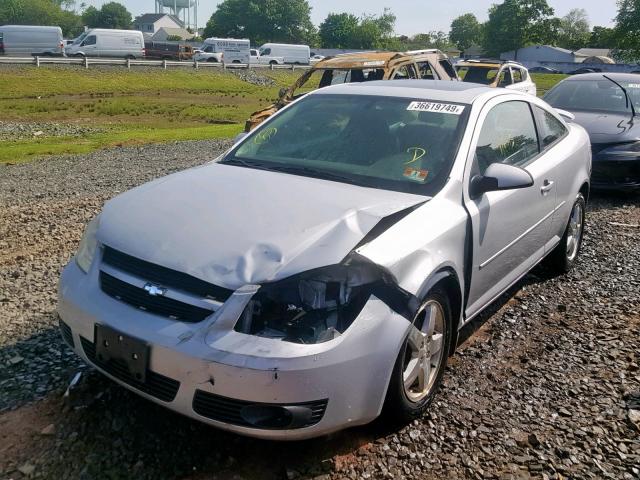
(0, 56, 313, 71)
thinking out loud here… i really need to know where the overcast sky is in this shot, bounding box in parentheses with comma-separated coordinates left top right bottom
(83, 0, 618, 34)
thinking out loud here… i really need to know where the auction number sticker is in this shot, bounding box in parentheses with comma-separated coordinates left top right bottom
(407, 101, 465, 115)
(628, 83, 640, 89)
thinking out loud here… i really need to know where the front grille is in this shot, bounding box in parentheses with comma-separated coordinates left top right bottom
(192, 390, 328, 429)
(58, 318, 74, 348)
(102, 246, 233, 302)
(100, 271, 214, 323)
(81, 336, 179, 402)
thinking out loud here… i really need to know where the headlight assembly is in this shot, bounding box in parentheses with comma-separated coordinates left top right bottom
(234, 256, 407, 345)
(75, 216, 100, 274)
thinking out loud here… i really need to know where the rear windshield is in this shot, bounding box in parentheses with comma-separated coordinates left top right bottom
(544, 79, 640, 114)
(457, 66, 498, 85)
(223, 94, 470, 195)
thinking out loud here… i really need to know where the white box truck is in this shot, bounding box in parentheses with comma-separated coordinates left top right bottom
(258, 43, 310, 64)
(195, 38, 250, 64)
(0, 25, 64, 56)
(65, 29, 144, 59)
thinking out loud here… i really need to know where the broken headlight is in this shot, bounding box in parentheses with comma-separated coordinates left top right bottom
(234, 258, 388, 344)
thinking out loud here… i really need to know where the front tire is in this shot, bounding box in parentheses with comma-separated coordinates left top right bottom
(383, 288, 452, 423)
(545, 193, 586, 274)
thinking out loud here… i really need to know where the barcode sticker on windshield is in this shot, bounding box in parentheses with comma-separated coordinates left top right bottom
(628, 83, 640, 89)
(407, 101, 465, 115)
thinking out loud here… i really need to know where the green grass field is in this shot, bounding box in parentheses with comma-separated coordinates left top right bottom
(0, 67, 566, 164)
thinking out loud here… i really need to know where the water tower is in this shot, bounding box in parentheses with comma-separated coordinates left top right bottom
(155, 0, 199, 31)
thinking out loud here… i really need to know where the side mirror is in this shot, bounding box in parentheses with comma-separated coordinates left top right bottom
(554, 108, 575, 122)
(234, 132, 248, 143)
(470, 163, 534, 199)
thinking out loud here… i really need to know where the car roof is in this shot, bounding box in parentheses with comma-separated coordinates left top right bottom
(561, 72, 640, 82)
(312, 79, 500, 104)
(457, 59, 524, 68)
(314, 50, 444, 70)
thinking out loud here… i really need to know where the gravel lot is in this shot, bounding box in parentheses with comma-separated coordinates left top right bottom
(0, 141, 639, 480)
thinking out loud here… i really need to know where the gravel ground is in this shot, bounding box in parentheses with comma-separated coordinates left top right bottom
(0, 142, 639, 480)
(0, 121, 104, 142)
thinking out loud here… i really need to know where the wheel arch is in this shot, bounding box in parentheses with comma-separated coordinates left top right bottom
(415, 267, 463, 356)
(579, 181, 590, 203)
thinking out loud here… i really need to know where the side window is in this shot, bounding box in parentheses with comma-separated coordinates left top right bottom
(83, 35, 96, 46)
(498, 67, 512, 87)
(262, 48, 271, 55)
(416, 61, 436, 79)
(535, 106, 568, 148)
(439, 59, 457, 79)
(393, 64, 417, 80)
(475, 101, 540, 174)
(512, 68, 523, 83)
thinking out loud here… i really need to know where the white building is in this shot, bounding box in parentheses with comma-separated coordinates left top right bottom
(134, 13, 184, 35)
(500, 45, 582, 63)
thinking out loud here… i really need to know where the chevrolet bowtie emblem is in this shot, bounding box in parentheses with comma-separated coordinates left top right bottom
(143, 283, 167, 297)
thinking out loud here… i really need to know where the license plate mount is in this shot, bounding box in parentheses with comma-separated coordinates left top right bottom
(95, 324, 149, 383)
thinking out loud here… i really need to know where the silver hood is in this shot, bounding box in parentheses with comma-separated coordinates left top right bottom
(98, 163, 427, 289)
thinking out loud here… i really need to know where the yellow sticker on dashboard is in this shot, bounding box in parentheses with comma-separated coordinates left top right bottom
(405, 147, 426, 165)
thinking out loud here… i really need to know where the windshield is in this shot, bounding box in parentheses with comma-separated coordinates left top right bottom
(222, 94, 470, 195)
(73, 32, 88, 45)
(545, 79, 640, 114)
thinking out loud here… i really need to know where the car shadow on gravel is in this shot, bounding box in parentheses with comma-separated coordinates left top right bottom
(0, 270, 557, 480)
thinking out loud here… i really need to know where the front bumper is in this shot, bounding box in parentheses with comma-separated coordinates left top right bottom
(57, 260, 408, 440)
(591, 153, 640, 191)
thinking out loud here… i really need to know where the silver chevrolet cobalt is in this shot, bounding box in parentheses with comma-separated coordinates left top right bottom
(58, 81, 591, 440)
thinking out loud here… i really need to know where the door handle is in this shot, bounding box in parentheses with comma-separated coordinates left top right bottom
(541, 180, 554, 194)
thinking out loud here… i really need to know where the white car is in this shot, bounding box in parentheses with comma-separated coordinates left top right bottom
(58, 81, 590, 440)
(457, 60, 537, 96)
(310, 54, 325, 64)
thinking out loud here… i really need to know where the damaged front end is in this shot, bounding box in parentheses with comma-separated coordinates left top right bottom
(234, 254, 418, 345)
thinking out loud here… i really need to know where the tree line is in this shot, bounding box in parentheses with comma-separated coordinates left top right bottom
(1, 0, 639, 61)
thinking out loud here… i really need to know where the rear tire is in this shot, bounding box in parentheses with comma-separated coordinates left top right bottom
(269, 60, 278, 66)
(544, 192, 586, 274)
(383, 288, 452, 423)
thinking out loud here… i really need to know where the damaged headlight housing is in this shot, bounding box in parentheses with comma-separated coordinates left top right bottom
(75, 216, 100, 274)
(234, 256, 404, 345)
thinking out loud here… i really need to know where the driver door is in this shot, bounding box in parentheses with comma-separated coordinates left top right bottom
(464, 98, 557, 319)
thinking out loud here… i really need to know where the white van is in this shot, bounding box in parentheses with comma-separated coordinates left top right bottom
(197, 37, 250, 64)
(0, 25, 64, 56)
(258, 43, 310, 64)
(65, 29, 144, 59)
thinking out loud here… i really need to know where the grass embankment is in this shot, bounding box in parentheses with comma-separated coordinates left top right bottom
(0, 68, 566, 164)
(0, 66, 300, 163)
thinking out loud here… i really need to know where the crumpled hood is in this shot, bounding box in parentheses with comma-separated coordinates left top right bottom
(571, 110, 640, 144)
(98, 163, 427, 289)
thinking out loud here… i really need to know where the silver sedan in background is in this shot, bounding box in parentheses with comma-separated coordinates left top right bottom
(58, 80, 591, 439)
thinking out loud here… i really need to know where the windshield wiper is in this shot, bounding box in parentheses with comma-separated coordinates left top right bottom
(223, 158, 363, 186)
(265, 165, 363, 186)
(604, 75, 636, 118)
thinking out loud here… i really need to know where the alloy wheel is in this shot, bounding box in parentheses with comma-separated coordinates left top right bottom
(402, 300, 446, 403)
